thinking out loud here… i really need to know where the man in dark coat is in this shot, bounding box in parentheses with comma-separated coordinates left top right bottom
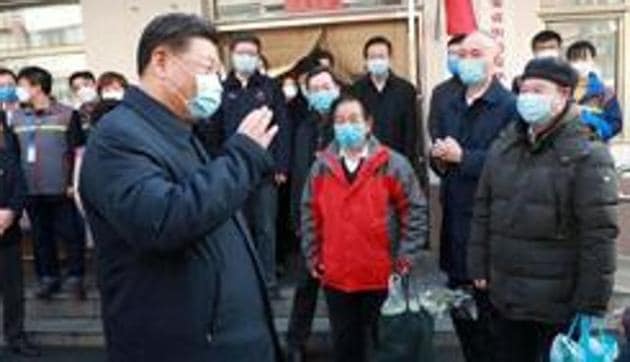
(429, 32, 515, 362)
(468, 57, 618, 362)
(79, 14, 281, 362)
(0, 110, 40, 357)
(214, 34, 291, 295)
(351, 36, 418, 166)
(428, 33, 465, 139)
(285, 66, 338, 362)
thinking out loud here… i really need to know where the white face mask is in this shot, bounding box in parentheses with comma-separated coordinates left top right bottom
(571, 61, 594, 78)
(101, 90, 125, 101)
(283, 84, 298, 100)
(15, 87, 30, 103)
(77, 86, 98, 103)
(535, 49, 560, 59)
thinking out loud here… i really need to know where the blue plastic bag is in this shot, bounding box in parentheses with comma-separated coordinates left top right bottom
(550, 314, 619, 362)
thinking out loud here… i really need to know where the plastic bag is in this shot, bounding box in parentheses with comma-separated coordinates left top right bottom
(376, 274, 434, 362)
(550, 314, 619, 362)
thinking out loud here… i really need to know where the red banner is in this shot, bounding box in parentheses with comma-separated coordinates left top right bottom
(285, 0, 342, 12)
(444, 0, 477, 35)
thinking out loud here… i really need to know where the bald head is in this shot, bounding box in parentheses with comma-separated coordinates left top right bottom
(456, 31, 499, 85)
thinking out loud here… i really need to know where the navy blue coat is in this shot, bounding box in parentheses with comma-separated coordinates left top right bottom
(215, 71, 291, 174)
(430, 78, 515, 283)
(0, 112, 25, 245)
(79, 87, 281, 362)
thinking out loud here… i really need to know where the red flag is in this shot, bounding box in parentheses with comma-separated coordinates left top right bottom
(444, 0, 477, 35)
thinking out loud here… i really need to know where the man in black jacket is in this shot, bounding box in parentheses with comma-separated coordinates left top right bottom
(285, 66, 338, 362)
(468, 57, 618, 361)
(79, 14, 281, 362)
(215, 33, 291, 295)
(351, 36, 418, 166)
(0, 111, 39, 357)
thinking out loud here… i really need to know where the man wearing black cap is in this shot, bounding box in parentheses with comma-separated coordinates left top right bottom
(467, 57, 618, 361)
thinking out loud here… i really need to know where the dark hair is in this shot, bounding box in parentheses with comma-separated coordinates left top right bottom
(305, 66, 340, 89)
(230, 32, 262, 52)
(531, 30, 563, 51)
(17, 66, 53, 95)
(363, 36, 393, 58)
(566, 40, 597, 60)
(312, 48, 335, 68)
(97, 71, 129, 94)
(447, 34, 467, 47)
(0, 68, 17, 82)
(330, 93, 372, 121)
(69, 71, 96, 89)
(137, 13, 218, 76)
(259, 54, 269, 70)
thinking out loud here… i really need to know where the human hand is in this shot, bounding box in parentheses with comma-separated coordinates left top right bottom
(237, 107, 278, 149)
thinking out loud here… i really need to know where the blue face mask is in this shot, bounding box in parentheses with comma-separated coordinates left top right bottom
(367, 58, 390, 77)
(517, 93, 554, 125)
(335, 122, 367, 150)
(232, 54, 259, 75)
(187, 73, 223, 120)
(458, 58, 487, 85)
(447, 54, 460, 76)
(0, 86, 17, 103)
(307, 89, 339, 114)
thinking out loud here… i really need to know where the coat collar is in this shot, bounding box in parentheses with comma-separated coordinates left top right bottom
(320, 136, 390, 189)
(499, 103, 590, 160)
(224, 70, 266, 91)
(122, 86, 194, 150)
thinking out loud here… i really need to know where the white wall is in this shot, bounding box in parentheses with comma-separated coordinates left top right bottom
(81, 0, 205, 82)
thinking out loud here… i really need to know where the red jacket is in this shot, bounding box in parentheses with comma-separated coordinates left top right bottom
(301, 138, 427, 292)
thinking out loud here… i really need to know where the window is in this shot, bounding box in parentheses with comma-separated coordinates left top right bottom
(547, 19, 619, 89)
(214, 0, 406, 22)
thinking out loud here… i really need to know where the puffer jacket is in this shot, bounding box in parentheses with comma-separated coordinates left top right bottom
(467, 103, 618, 324)
(301, 137, 428, 292)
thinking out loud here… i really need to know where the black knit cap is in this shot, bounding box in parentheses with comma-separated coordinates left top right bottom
(522, 57, 578, 89)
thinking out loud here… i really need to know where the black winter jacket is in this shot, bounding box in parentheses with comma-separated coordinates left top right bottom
(468, 104, 618, 323)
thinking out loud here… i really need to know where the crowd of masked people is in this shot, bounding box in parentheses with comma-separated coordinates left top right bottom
(0, 16, 623, 362)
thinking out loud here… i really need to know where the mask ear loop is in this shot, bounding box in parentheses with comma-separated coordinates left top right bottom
(160, 57, 195, 113)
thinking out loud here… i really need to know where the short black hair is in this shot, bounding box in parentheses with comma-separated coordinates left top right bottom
(305, 66, 340, 89)
(137, 13, 218, 76)
(531, 30, 563, 51)
(97, 71, 129, 94)
(566, 40, 597, 60)
(363, 36, 393, 58)
(0, 68, 17, 82)
(230, 32, 262, 52)
(330, 93, 372, 121)
(17, 66, 53, 95)
(69, 71, 96, 88)
(312, 48, 335, 68)
(448, 34, 467, 47)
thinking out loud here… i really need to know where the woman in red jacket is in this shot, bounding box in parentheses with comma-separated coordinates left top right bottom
(301, 94, 428, 362)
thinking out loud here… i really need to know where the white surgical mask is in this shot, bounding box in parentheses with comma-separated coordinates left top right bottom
(283, 85, 298, 100)
(535, 49, 560, 59)
(101, 90, 125, 101)
(571, 61, 594, 78)
(15, 87, 31, 103)
(77, 86, 98, 104)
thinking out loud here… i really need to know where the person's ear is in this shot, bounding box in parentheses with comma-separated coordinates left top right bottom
(151, 46, 171, 79)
